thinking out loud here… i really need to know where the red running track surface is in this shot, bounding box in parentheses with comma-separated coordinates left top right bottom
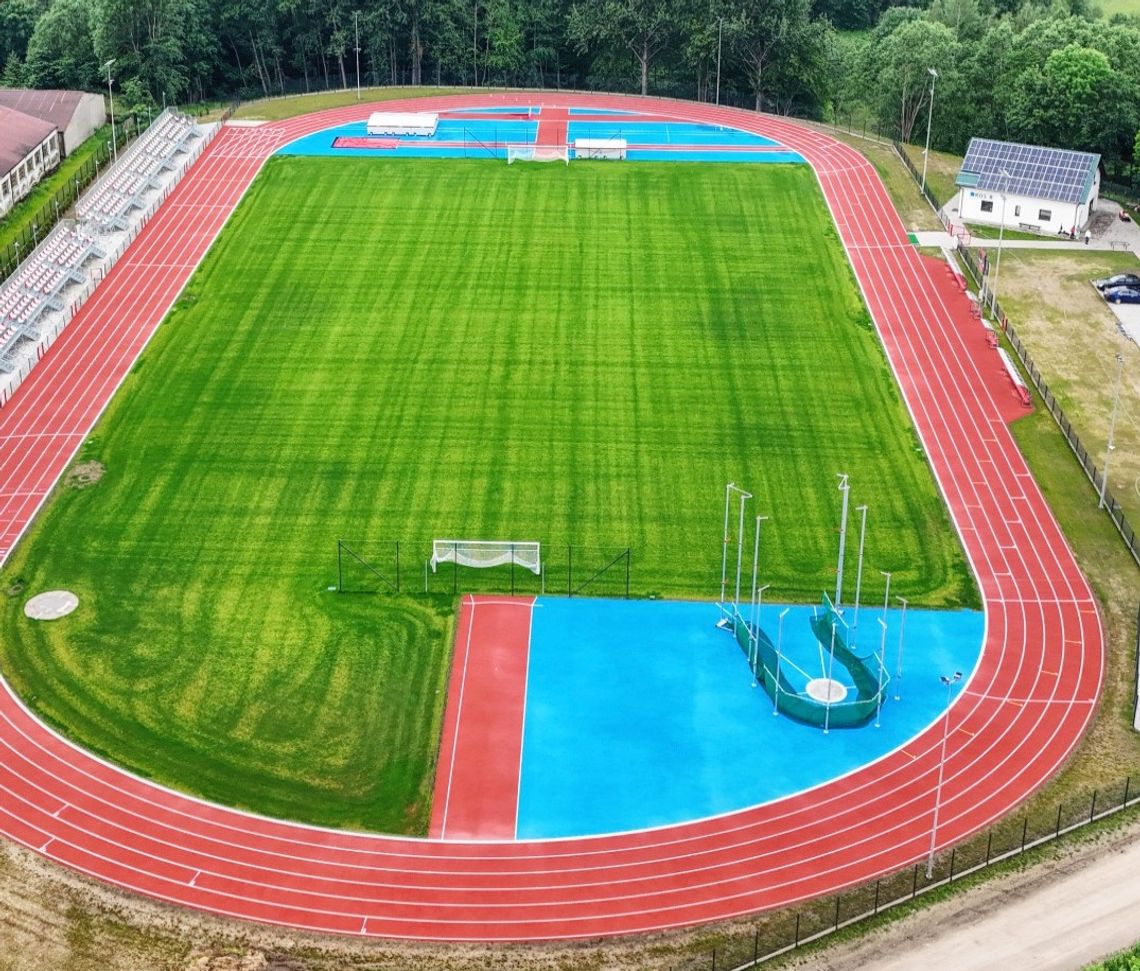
(429, 596, 535, 841)
(0, 94, 1102, 941)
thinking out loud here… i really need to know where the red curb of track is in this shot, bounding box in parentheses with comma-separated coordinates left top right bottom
(0, 94, 1102, 941)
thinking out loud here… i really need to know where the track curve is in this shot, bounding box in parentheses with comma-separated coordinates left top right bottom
(0, 93, 1102, 941)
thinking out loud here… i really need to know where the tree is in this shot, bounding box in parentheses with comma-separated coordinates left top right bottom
(863, 18, 958, 142)
(24, 0, 99, 90)
(567, 0, 675, 95)
(728, 0, 813, 113)
(0, 0, 37, 67)
(1008, 43, 1136, 158)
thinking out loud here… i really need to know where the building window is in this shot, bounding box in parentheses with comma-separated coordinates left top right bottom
(1039, 209, 1052, 221)
(981, 200, 994, 213)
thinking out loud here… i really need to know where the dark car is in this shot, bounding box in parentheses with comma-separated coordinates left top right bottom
(1095, 273, 1140, 291)
(1104, 286, 1140, 304)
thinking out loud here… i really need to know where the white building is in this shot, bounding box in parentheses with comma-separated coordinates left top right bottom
(0, 88, 106, 155)
(0, 106, 60, 218)
(953, 138, 1100, 237)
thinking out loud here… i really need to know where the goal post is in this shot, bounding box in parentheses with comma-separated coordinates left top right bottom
(430, 539, 541, 575)
(506, 144, 569, 165)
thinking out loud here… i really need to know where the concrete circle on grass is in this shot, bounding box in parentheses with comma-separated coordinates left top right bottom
(805, 677, 848, 704)
(24, 590, 79, 621)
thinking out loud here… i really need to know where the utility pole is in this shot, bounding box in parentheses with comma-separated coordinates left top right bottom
(103, 59, 117, 163)
(1100, 353, 1125, 509)
(920, 68, 937, 195)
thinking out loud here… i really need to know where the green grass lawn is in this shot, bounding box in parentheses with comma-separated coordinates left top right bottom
(0, 158, 974, 832)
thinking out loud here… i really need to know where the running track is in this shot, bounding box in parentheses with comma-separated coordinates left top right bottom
(0, 94, 1102, 941)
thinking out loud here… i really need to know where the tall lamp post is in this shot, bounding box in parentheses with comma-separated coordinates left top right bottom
(1100, 352, 1125, 509)
(927, 670, 963, 878)
(354, 10, 362, 101)
(989, 168, 1011, 316)
(103, 59, 117, 163)
(715, 17, 724, 105)
(920, 67, 938, 196)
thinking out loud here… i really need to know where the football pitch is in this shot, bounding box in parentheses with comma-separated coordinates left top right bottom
(0, 158, 975, 832)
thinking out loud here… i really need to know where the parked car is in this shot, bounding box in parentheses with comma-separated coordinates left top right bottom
(1095, 273, 1140, 291)
(1104, 286, 1140, 304)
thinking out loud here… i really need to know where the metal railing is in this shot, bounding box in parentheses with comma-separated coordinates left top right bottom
(679, 777, 1139, 970)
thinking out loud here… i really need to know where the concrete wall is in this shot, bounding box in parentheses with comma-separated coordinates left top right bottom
(62, 93, 106, 155)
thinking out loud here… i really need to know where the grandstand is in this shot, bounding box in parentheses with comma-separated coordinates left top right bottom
(76, 109, 199, 232)
(0, 225, 103, 372)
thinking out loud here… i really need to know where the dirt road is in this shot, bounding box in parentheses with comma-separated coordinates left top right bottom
(804, 824, 1140, 971)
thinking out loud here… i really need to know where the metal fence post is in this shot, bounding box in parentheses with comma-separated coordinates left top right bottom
(949, 847, 955, 882)
(1056, 803, 1063, 838)
(986, 831, 992, 864)
(794, 913, 800, 946)
(1091, 790, 1098, 822)
(912, 863, 919, 897)
(835, 895, 841, 928)
(1125, 777, 1131, 807)
(1021, 817, 1028, 853)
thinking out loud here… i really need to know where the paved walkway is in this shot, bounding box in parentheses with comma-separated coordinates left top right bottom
(913, 230, 1135, 252)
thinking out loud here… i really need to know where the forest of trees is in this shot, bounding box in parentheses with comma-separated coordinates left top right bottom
(0, 0, 1137, 176)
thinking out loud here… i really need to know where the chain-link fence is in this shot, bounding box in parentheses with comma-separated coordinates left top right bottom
(954, 244, 1140, 570)
(675, 777, 1138, 970)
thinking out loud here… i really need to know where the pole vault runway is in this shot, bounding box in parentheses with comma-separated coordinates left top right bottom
(0, 94, 1103, 940)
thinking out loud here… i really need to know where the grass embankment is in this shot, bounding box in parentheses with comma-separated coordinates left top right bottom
(995, 249, 1140, 530)
(221, 86, 469, 122)
(0, 125, 114, 254)
(0, 159, 974, 832)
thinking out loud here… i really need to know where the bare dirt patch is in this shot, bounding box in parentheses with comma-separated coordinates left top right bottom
(64, 461, 105, 490)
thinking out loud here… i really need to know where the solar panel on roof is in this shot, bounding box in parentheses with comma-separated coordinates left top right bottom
(956, 138, 1099, 205)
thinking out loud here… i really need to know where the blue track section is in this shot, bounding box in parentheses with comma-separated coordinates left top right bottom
(516, 598, 984, 839)
(275, 113, 804, 164)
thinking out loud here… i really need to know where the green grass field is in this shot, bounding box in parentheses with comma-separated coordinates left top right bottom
(0, 158, 974, 832)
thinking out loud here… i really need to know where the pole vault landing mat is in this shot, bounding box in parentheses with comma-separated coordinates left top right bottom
(430, 596, 983, 841)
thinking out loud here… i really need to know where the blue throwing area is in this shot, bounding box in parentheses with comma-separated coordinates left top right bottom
(275, 107, 804, 164)
(515, 597, 984, 839)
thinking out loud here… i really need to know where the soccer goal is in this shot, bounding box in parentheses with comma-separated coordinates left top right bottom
(430, 540, 542, 575)
(506, 144, 569, 165)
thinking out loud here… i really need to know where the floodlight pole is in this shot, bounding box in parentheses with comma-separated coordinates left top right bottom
(1100, 353, 1124, 509)
(773, 607, 789, 714)
(748, 514, 769, 681)
(835, 474, 850, 609)
(103, 59, 117, 163)
(715, 17, 724, 106)
(354, 10, 362, 101)
(852, 504, 868, 647)
(920, 68, 937, 196)
(823, 621, 838, 735)
(733, 487, 752, 632)
(875, 617, 888, 727)
(751, 584, 770, 686)
(895, 594, 908, 701)
(927, 671, 963, 879)
(990, 168, 1011, 316)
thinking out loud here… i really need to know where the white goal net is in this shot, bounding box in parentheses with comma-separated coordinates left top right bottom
(506, 144, 569, 165)
(430, 540, 542, 575)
